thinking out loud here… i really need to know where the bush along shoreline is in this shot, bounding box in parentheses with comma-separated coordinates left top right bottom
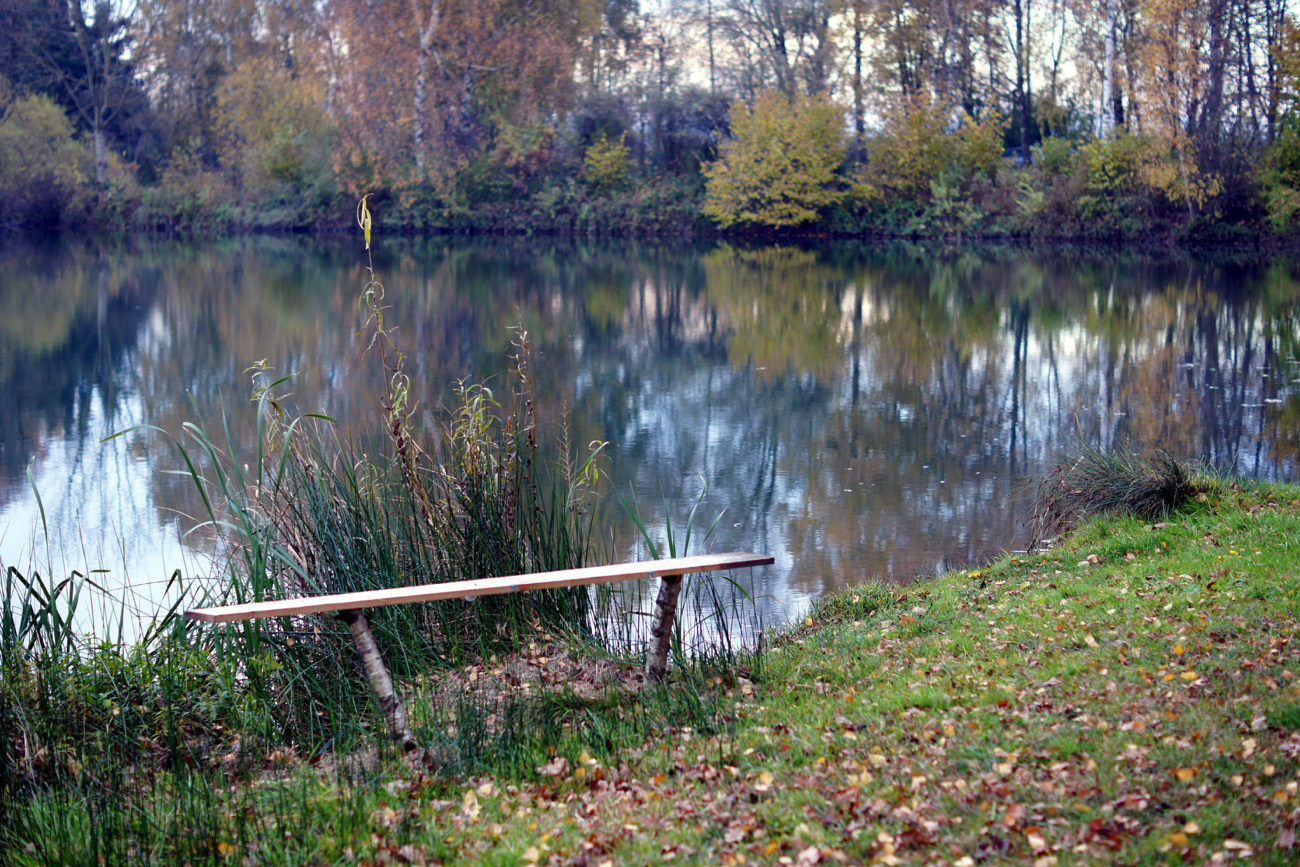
(4, 449, 1300, 865)
(8, 75, 1300, 246)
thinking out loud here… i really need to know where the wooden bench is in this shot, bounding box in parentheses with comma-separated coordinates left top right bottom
(185, 552, 772, 764)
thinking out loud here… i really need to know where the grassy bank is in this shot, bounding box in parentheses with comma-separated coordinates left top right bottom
(311, 472, 1300, 867)
(7, 465, 1300, 864)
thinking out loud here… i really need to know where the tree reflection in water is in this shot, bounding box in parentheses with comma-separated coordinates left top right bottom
(2, 236, 1298, 634)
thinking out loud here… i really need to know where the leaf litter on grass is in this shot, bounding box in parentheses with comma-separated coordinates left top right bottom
(391, 482, 1300, 866)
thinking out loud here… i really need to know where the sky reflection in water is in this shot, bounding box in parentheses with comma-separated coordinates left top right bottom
(2, 235, 1298, 638)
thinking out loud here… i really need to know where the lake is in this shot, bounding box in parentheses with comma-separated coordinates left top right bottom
(3, 234, 1299, 637)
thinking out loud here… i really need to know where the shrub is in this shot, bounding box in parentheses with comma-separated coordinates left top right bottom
(137, 148, 236, 231)
(704, 90, 846, 228)
(953, 109, 1007, 181)
(584, 131, 631, 195)
(1080, 131, 1220, 215)
(1029, 446, 1201, 546)
(1033, 136, 1079, 180)
(0, 88, 92, 227)
(859, 98, 1007, 210)
(860, 96, 955, 199)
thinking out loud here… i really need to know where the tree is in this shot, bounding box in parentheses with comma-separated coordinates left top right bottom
(328, 0, 599, 192)
(718, 0, 837, 99)
(8, 0, 150, 196)
(703, 89, 845, 227)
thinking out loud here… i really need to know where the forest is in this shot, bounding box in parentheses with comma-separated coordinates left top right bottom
(1, 0, 1299, 239)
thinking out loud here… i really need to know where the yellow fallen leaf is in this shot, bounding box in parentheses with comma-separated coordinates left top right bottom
(522, 845, 541, 863)
(1173, 644, 1184, 656)
(1174, 767, 1195, 782)
(1179, 671, 1198, 680)
(1183, 821, 1201, 834)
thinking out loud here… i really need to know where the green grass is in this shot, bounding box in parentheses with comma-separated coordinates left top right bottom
(8, 462, 1300, 864)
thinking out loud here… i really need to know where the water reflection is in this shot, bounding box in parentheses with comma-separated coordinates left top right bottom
(3, 235, 1299, 635)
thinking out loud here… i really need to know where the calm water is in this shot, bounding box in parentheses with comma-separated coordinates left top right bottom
(4, 234, 1300, 635)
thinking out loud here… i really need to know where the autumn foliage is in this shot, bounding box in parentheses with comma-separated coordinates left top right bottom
(0, 0, 1298, 236)
(704, 91, 846, 229)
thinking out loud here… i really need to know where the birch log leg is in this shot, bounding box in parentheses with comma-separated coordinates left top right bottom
(645, 573, 683, 683)
(337, 608, 429, 765)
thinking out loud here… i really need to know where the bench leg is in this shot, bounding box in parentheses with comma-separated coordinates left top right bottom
(337, 608, 428, 764)
(645, 574, 683, 683)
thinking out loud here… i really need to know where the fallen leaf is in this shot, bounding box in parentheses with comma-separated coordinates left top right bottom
(795, 844, 821, 865)
(538, 756, 569, 777)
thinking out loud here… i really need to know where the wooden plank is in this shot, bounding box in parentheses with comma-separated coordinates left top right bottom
(184, 552, 774, 624)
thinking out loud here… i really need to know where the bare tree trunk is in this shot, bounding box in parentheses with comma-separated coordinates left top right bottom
(1099, 0, 1118, 138)
(1014, 0, 1032, 154)
(1201, 0, 1227, 151)
(852, 1, 864, 141)
(338, 608, 429, 764)
(92, 125, 108, 196)
(645, 574, 683, 683)
(412, 0, 441, 181)
(707, 0, 716, 92)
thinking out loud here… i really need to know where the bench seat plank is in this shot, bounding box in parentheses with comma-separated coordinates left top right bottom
(185, 552, 774, 624)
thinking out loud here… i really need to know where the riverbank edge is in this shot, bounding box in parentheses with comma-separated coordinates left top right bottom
(26, 217, 1300, 260)
(57, 174, 1300, 248)
(11, 473, 1300, 865)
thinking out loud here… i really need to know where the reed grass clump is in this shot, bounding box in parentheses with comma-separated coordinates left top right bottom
(1029, 445, 1201, 545)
